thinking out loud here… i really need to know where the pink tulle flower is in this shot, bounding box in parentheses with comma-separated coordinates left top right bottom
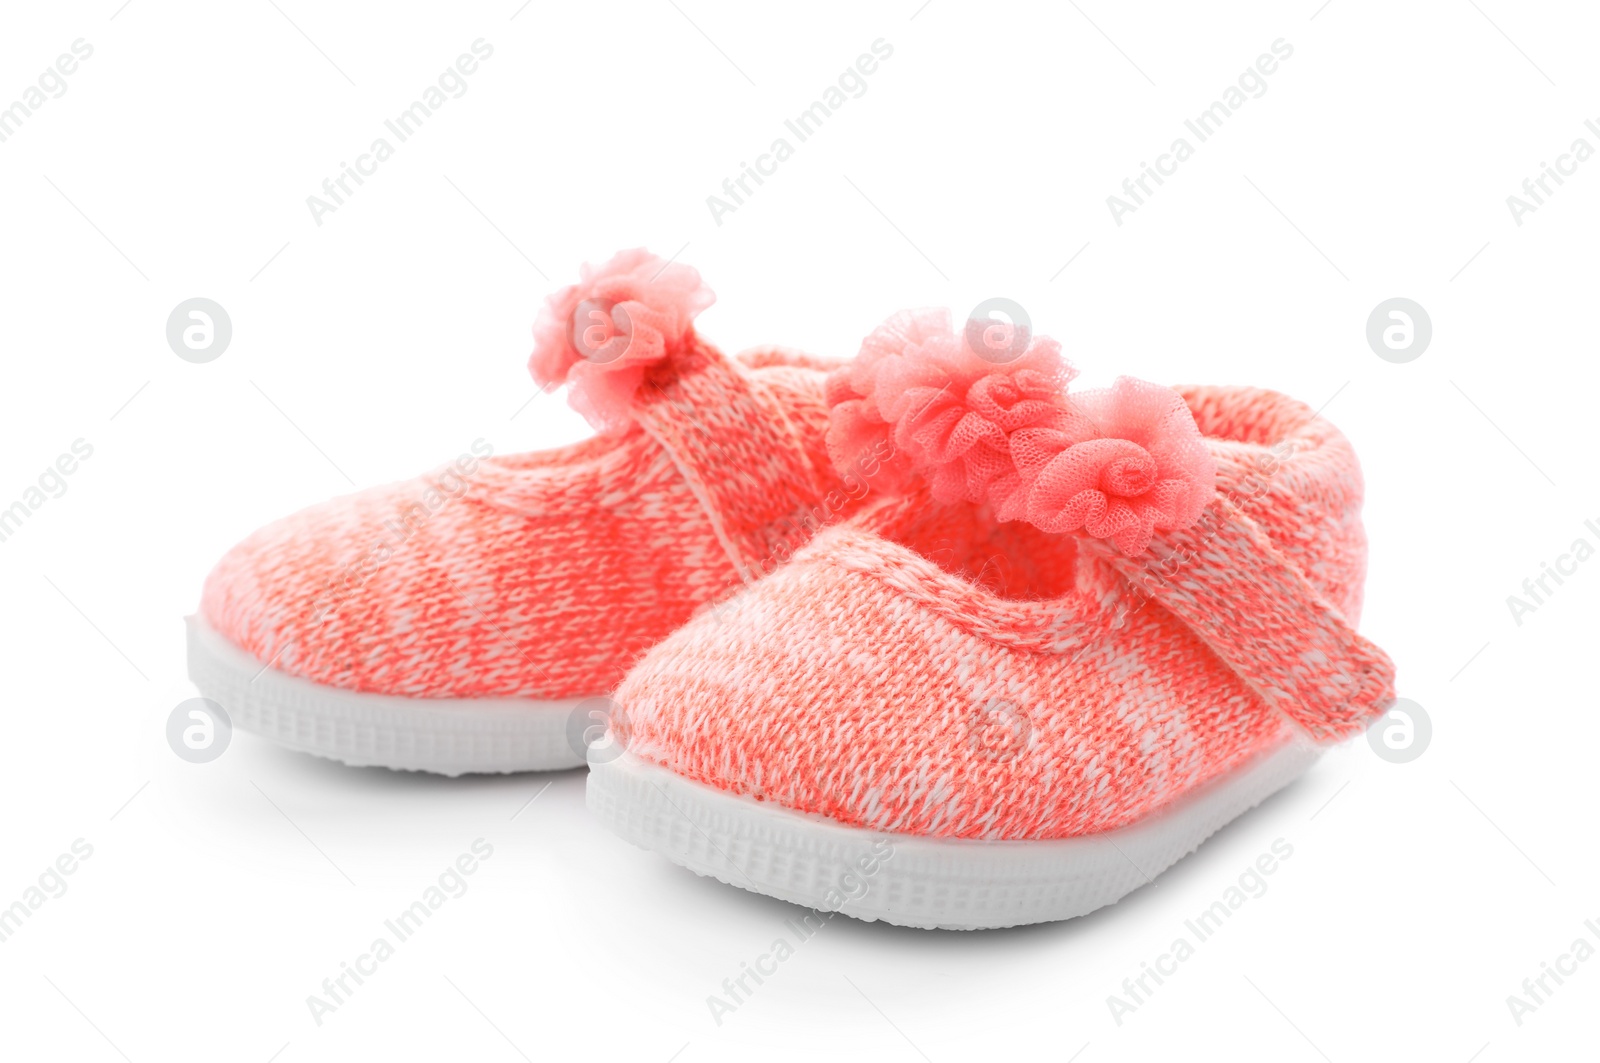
(530, 249, 715, 432)
(827, 311, 1217, 556)
(998, 377, 1216, 555)
(825, 309, 1081, 502)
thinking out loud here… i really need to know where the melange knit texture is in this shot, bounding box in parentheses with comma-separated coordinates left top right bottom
(200, 250, 864, 700)
(613, 383, 1397, 841)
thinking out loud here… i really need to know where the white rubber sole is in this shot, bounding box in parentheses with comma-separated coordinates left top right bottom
(185, 616, 590, 775)
(587, 740, 1320, 930)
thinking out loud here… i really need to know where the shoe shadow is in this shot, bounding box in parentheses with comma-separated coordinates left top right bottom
(241, 734, 1321, 956)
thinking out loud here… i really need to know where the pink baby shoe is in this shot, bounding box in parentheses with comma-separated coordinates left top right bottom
(187, 250, 871, 774)
(587, 308, 1396, 929)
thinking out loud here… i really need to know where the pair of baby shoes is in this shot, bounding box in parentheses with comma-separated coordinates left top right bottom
(189, 250, 1396, 929)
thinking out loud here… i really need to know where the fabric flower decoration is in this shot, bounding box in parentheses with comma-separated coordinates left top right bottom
(827, 311, 1217, 556)
(530, 248, 715, 433)
(998, 377, 1216, 555)
(825, 309, 1083, 503)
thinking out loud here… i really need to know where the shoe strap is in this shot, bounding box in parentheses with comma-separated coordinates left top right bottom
(1083, 495, 1395, 743)
(633, 341, 829, 584)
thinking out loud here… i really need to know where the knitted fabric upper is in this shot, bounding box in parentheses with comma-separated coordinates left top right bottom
(613, 385, 1393, 841)
(201, 248, 881, 699)
(200, 217, 902, 703)
(199, 347, 853, 700)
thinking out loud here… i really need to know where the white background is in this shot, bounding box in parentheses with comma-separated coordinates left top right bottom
(1, 1, 1596, 1060)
